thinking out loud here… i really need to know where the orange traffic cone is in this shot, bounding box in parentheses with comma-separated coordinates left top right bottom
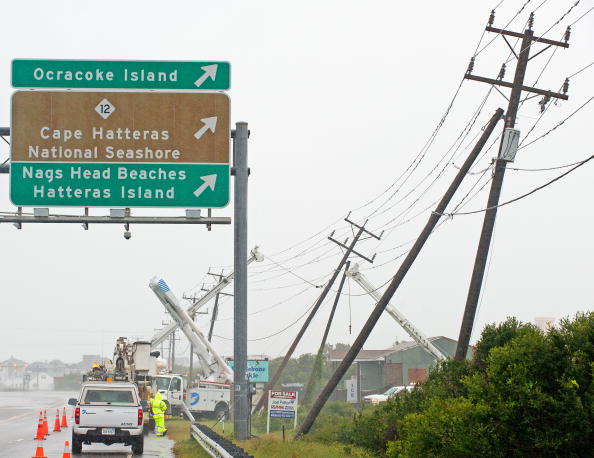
(42, 411, 49, 437)
(61, 407, 68, 428)
(34, 411, 45, 440)
(53, 409, 61, 432)
(32, 438, 47, 458)
(61, 440, 71, 458)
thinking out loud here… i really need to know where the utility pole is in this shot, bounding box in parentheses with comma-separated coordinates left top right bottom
(455, 13, 570, 361)
(296, 108, 503, 437)
(253, 216, 381, 413)
(233, 121, 250, 440)
(208, 293, 221, 341)
(181, 292, 209, 383)
(171, 330, 176, 371)
(303, 260, 351, 404)
(189, 312, 195, 382)
(205, 270, 232, 342)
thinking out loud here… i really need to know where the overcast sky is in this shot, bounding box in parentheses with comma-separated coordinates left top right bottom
(0, 0, 592, 365)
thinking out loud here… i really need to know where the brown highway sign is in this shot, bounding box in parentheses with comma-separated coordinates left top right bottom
(10, 91, 230, 207)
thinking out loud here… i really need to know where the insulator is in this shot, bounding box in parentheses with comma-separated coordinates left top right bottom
(564, 26, 571, 43)
(538, 95, 550, 113)
(466, 56, 475, 74)
(488, 10, 495, 27)
(528, 12, 534, 30)
(497, 63, 506, 80)
(563, 78, 570, 94)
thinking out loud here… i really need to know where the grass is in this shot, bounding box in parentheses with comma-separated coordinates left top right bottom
(168, 418, 374, 458)
(168, 419, 210, 458)
(238, 434, 374, 458)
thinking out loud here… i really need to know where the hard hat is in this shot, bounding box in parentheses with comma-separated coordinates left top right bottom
(92, 363, 99, 368)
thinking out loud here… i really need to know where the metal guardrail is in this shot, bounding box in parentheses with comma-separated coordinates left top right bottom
(190, 423, 252, 458)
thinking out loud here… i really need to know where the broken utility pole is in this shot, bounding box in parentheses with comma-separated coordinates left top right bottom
(296, 107, 503, 437)
(253, 216, 380, 413)
(455, 12, 570, 361)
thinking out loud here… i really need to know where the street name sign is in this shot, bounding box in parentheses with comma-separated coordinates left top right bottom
(12, 60, 230, 90)
(10, 91, 230, 207)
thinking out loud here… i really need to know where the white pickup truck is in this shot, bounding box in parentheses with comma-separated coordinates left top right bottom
(69, 381, 145, 454)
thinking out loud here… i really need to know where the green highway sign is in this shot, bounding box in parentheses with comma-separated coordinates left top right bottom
(11, 91, 230, 208)
(10, 162, 229, 207)
(12, 59, 230, 90)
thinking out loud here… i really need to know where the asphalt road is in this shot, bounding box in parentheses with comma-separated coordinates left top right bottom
(0, 391, 174, 457)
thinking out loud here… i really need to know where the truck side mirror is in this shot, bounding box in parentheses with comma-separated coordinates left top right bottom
(67, 398, 77, 406)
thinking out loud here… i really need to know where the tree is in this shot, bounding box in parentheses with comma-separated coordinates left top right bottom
(386, 397, 495, 458)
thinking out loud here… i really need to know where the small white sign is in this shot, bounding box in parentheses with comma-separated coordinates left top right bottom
(346, 376, 358, 403)
(95, 98, 116, 119)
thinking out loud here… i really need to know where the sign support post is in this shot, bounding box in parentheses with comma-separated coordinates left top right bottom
(233, 122, 249, 440)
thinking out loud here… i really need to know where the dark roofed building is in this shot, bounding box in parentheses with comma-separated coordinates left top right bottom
(328, 336, 473, 395)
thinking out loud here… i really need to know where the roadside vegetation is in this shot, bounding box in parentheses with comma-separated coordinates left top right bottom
(169, 419, 210, 458)
(318, 312, 594, 457)
(172, 312, 593, 457)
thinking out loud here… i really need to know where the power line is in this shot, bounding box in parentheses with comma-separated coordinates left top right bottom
(443, 154, 593, 216)
(508, 158, 590, 172)
(519, 96, 594, 150)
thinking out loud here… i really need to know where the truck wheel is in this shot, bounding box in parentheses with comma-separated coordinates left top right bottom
(71, 432, 83, 454)
(214, 403, 229, 421)
(132, 436, 144, 455)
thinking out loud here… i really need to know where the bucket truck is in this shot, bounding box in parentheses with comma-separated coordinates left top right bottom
(149, 276, 235, 419)
(347, 263, 447, 361)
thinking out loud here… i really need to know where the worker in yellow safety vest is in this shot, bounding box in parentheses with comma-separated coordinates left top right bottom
(150, 392, 168, 436)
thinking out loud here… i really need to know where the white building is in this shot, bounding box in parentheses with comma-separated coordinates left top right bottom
(28, 371, 54, 390)
(0, 356, 28, 390)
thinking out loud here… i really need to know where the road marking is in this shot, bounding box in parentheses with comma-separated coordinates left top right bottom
(0, 411, 32, 424)
(0, 397, 68, 424)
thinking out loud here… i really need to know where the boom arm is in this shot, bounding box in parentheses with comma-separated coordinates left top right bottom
(151, 246, 264, 347)
(149, 277, 234, 384)
(347, 264, 447, 361)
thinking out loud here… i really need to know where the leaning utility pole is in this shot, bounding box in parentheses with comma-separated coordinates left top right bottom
(455, 13, 570, 360)
(296, 108, 503, 437)
(253, 216, 380, 413)
(303, 260, 351, 404)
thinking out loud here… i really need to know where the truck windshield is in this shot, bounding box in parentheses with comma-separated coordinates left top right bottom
(155, 377, 171, 391)
(83, 389, 135, 404)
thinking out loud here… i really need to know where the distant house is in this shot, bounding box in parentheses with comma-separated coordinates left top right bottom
(327, 336, 473, 395)
(29, 372, 54, 390)
(0, 356, 28, 390)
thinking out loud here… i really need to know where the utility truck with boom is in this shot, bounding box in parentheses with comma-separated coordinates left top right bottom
(148, 247, 263, 418)
(149, 276, 235, 420)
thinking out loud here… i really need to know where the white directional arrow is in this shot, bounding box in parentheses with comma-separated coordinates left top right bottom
(194, 117, 217, 141)
(194, 64, 218, 88)
(193, 174, 217, 198)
